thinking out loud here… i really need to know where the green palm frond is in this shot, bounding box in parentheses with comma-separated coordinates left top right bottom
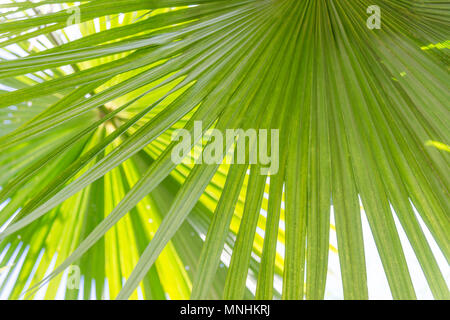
(0, 0, 448, 300)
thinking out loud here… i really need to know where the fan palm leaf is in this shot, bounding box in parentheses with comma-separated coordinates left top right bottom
(0, 0, 448, 300)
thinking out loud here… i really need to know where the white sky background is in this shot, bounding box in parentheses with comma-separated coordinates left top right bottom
(0, 0, 448, 300)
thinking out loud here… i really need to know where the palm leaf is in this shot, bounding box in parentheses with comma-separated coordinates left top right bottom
(0, 0, 448, 300)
